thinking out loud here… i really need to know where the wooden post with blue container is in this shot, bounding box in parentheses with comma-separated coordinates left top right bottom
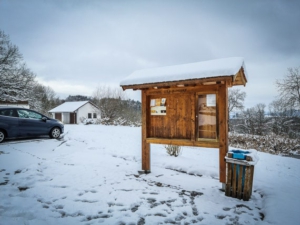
(225, 149, 258, 201)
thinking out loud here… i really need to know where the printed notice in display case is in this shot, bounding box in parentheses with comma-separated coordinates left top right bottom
(150, 98, 166, 115)
(206, 94, 216, 107)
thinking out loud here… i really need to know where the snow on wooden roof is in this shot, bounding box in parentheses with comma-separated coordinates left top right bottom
(49, 101, 91, 113)
(120, 57, 248, 90)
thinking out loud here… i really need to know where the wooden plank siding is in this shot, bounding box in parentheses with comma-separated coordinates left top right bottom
(148, 94, 192, 139)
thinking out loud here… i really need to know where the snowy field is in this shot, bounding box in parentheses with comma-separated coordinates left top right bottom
(0, 125, 299, 225)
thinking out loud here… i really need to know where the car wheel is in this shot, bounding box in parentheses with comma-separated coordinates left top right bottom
(50, 127, 61, 139)
(0, 130, 5, 143)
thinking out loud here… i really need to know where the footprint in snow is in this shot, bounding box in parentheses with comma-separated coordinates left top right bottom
(54, 205, 64, 209)
(223, 207, 231, 211)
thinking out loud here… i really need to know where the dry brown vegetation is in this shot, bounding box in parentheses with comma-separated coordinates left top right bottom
(229, 133, 300, 156)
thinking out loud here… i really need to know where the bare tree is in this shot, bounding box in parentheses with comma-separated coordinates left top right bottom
(0, 30, 62, 114)
(93, 85, 127, 100)
(92, 85, 141, 125)
(0, 30, 22, 73)
(29, 82, 59, 116)
(269, 98, 300, 138)
(228, 88, 246, 113)
(276, 67, 300, 109)
(0, 30, 35, 101)
(254, 103, 268, 135)
(236, 103, 270, 135)
(92, 85, 127, 123)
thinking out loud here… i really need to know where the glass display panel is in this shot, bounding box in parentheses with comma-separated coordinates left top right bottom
(198, 94, 217, 139)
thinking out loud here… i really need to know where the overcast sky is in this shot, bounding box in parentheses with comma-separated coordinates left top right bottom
(0, 0, 299, 108)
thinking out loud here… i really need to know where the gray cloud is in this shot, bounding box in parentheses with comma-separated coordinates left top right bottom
(0, 0, 299, 107)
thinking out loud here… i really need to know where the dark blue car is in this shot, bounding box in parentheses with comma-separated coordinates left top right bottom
(0, 107, 64, 143)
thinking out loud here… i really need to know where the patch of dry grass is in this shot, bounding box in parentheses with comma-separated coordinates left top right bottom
(229, 133, 300, 155)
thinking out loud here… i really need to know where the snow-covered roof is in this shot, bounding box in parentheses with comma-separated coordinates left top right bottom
(49, 101, 90, 113)
(120, 57, 247, 89)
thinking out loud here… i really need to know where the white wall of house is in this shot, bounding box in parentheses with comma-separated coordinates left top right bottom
(76, 103, 101, 123)
(62, 112, 70, 124)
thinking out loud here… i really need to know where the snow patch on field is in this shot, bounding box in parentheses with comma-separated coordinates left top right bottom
(0, 125, 299, 225)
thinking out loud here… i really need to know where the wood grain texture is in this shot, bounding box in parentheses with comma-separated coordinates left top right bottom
(237, 165, 244, 199)
(141, 90, 150, 171)
(218, 83, 229, 183)
(225, 162, 232, 196)
(148, 94, 192, 139)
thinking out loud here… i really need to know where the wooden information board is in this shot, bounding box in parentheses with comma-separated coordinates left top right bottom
(120, 58, 247, 184)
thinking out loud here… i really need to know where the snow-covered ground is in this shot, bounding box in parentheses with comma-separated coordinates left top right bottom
(0, 125, 299, 225)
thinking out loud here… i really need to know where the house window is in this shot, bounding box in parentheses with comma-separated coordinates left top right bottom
(88, 113, 92, 119)
(93, 113, 97, 118)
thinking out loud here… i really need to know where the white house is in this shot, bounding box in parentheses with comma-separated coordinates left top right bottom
(49, 101, 100, 124)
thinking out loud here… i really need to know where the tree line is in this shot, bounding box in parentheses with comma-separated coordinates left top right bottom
(229, 68, 300, 155)
(91, 85, 141, 126)
(229, 67, 300, 139)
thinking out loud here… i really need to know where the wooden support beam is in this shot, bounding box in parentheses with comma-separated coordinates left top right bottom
(218, 83, 229, 183)
(146, 138, 219, 148)
(190, 93, 196, 142)
(141, 90, 150, 172)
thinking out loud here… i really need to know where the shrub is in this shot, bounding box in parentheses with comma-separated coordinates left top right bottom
(165, 145, 182, 157)
(79, 117, 94, 125)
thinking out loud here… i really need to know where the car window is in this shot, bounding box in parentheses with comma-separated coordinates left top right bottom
(17, 109, 43, 120)
(0, 109, 18, 117)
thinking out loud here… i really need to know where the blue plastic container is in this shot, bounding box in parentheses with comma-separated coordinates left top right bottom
(230, 150, 250, 160)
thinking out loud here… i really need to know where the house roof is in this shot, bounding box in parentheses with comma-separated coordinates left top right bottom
(49, 101, 98, 113)
(120, 57, 248, 90)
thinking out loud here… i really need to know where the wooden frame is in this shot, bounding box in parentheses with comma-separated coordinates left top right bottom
(196, 91, 218, 142)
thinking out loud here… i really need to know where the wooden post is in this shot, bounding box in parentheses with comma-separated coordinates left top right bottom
(218, 83, 229, 183)
(142, 90, 150, 172)
(237, 165, 244, 199)
(249, 166, 254, 195)
(225, 162, 232, 196)
(190, 93, 196, 142)
(243, 166, 251, 201)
